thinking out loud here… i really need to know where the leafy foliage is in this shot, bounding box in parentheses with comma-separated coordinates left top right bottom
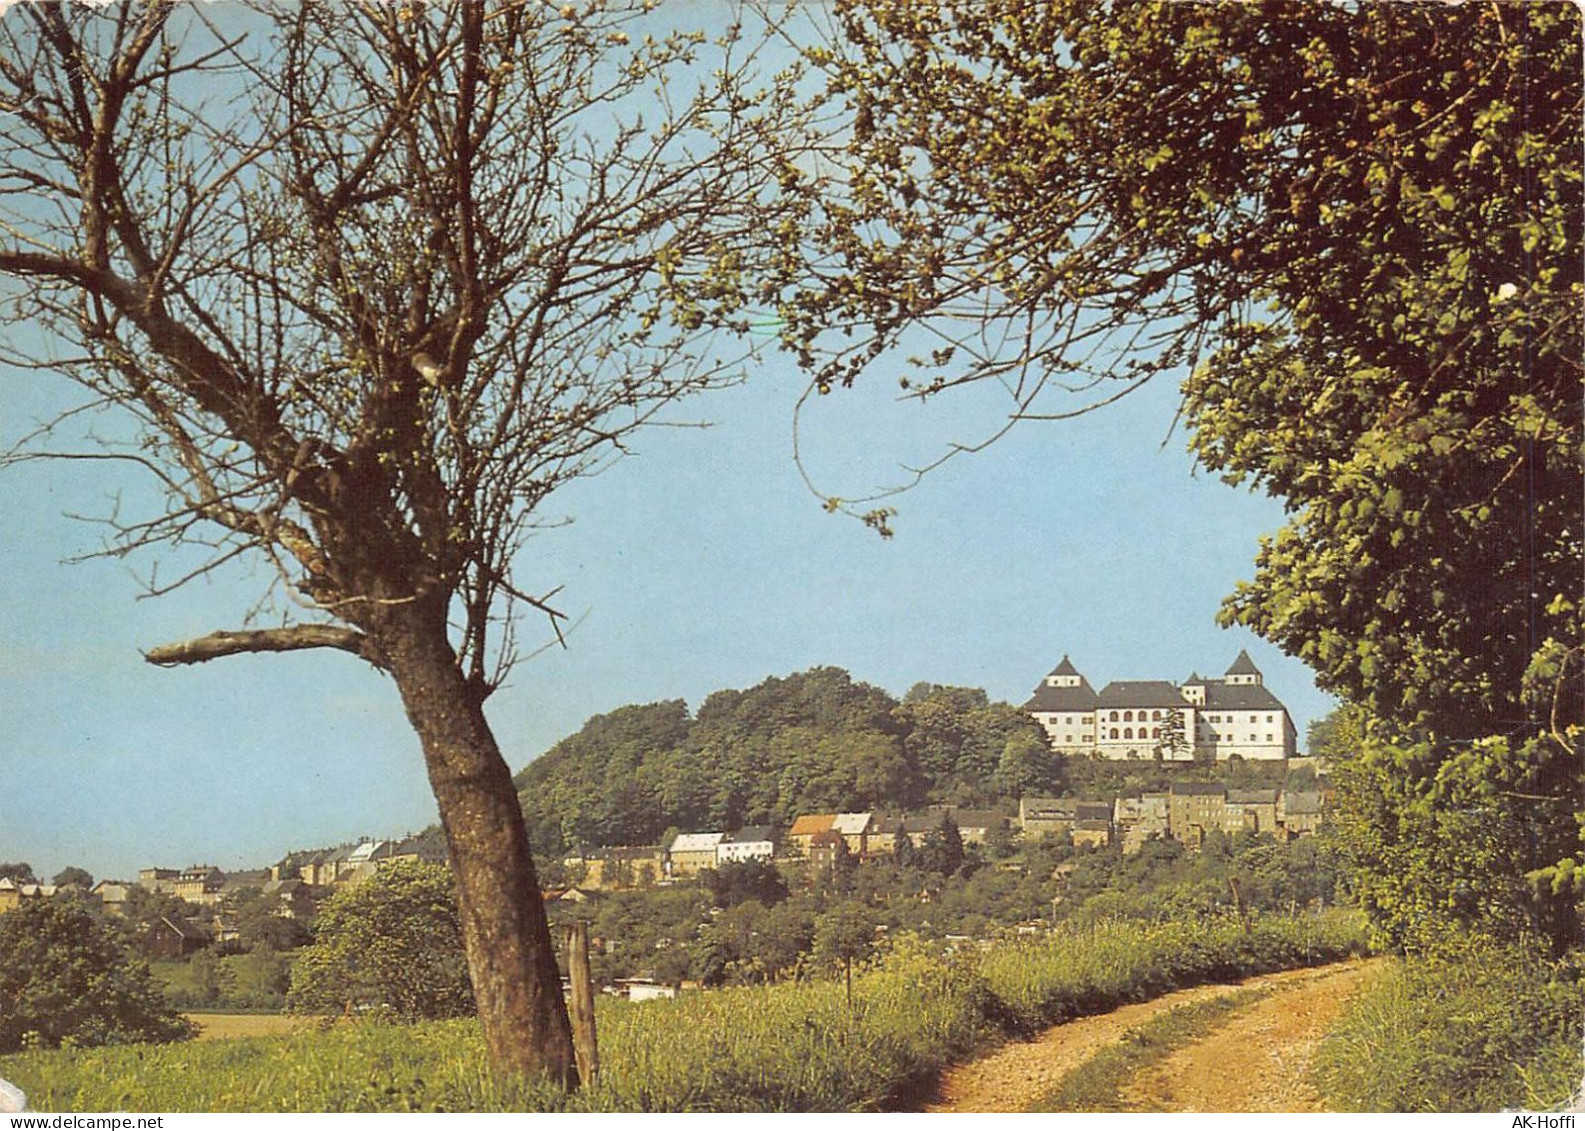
(0, 896, 194, 1052)
(702, 860, 789, 909)
(50, 867, 92, 890)
(805, 0, 1583, 963)
(1322, 708, 1581, 954)
(287, 861, 474, 1022)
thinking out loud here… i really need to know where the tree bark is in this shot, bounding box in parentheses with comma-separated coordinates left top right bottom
(376, 601, 577, 1088)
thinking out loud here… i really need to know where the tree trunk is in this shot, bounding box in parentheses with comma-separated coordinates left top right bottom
(377, 604, 577, 1088)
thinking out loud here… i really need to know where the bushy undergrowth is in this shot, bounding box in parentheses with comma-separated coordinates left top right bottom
(1314, 941, 1584, 1112)
(0, 910, 1365, 1113)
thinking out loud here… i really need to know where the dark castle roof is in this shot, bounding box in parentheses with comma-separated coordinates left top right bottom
(1023, 675, 1099, 712)
(1201, 682, 1286, 711)
(1226, 649, 1261, 676)
(1096, 680, 1187, 709)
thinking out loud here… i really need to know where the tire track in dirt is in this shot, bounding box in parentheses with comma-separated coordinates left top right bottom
(1118, 959, 1382, 1112)
(922, 958, 1383, 1113)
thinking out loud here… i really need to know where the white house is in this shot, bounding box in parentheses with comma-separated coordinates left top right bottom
(716, 826, 778, 865)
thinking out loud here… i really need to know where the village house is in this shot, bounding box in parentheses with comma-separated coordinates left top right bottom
(832, 812, 875, 856)
(786, 814, 837, 857)
(138, 867, 180, 893)
(387, 831, 450, 867)
(1224, 789, 1280, 835)
(803, 828, 850, 869)
(91, 879, 134, 915)
(1071, 819, 1113, 849)
(716, 826, 778, 865)
(262, 877, 319, 920)
(173, 866, 227, 906)
(1278, 790, 1325, 836)
(1115, 793, 1171, 854)
(666, 832, 725, 878)
(946, 810, 1012, 846)
(0, 878, 56, 914)
(142, 915, 210, 960)
(578, 846, 665, 891)
(1168, 783, 1228, 846)
(1018, 796, 1079, 839)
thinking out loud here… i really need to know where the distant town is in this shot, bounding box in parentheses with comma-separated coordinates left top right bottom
(0, 651, 1328, 954)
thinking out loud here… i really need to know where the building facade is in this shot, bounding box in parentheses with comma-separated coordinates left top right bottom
(1025, 652, 1297, 761)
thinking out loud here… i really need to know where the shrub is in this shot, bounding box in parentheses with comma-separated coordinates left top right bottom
(0, 897, 195, 1052)
(287, 860, 473, 1021)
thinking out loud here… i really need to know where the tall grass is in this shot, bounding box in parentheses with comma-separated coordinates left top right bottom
(1313, 942, 1584, 1112)
(1, 910, 1366, 1113)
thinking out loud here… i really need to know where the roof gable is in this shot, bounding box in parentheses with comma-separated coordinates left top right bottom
(669, 832, 724, 853)
(1226, 649, 1261, 675)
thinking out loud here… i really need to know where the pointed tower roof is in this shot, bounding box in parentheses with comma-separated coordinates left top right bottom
(1226, 649, 1260, 676)
(1050, 655, 1081, 677)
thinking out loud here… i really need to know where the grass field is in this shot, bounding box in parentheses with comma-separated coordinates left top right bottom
(2, 910, 1367, 1112)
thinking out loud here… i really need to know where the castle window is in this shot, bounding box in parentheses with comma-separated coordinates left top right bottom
(1110, 728, 1119, 740)
(1152, 710, 1162, 721)
(1124, 728, 1133, 739)
(1124, 710, 1133, 722)
(1110, 711, 1119, 722)
(1152, 727, 1161, 738)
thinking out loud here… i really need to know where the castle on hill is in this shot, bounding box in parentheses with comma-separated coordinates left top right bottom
(1023, 651, 1298, 761)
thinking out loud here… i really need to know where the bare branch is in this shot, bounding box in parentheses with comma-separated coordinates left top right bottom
(142, 624, 379, 668)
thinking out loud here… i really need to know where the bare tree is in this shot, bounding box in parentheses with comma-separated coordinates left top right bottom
(0, 0, 820, 1084)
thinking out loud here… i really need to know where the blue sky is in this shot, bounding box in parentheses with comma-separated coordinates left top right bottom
(0, 335, 1335, 884)
(0, 7, 1338, 885)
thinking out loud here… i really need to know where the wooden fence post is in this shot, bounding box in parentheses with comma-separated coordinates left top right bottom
(565, 921, 599, 1088)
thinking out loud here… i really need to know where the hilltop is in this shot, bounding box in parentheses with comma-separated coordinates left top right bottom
(511, 666, 1315, 859)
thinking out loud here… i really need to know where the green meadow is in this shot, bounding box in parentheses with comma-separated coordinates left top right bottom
(1, 911, 1365, 1112)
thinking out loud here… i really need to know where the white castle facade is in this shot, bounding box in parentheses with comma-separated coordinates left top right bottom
(1023, 651, 1298, 761)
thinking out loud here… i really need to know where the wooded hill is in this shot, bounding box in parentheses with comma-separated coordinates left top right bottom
(511, 665, 1307, 858)
(513, 667, 1059, 857)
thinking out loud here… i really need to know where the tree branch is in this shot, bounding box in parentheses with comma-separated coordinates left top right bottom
(143, 625, 380, 668)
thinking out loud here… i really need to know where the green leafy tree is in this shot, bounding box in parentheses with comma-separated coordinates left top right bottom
(802, 0, 1582, 957)
(813, 900, 876, 1006)
(50, 867, 93, 890)
(703, 859, 789, 909)
(231, 889, 311, 953)
(993, 729, 1062, 798)
(0, 863, 36, 884)
(920, 813, 965, 876)
(287, 861, 474, 1021)
(0, 897, 195, 1051)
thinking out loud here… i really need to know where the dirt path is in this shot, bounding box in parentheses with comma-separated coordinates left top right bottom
(924, 958, 1383, 1113)
(1119, 960, 1381, 1112)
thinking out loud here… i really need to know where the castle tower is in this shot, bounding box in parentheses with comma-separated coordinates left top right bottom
(1224, 650, 1262, 687)
(1045, 655, 1084, 689)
